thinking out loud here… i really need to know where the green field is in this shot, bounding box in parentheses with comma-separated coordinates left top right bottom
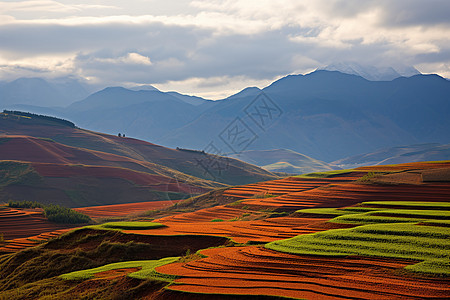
(88, 221, 166, 231)
(266, 223, 450, 275)
(60, 257, 179, 281)
(271, 201, 450, 276)
(362, 201, 450, 209)
(297, 202, 450, 225)
(294, 169, 356, 178)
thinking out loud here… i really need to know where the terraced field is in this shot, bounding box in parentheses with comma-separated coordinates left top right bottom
(0, 206, 74, 240)
(157, 246, 449, 299)
(74, 200, 184, 219)
(150, 162, 450, 298)
(0, 206, 77, 253)
(1, 161, 449, 299)
(0, 228, 72, 253)
(128, 217, 345, 243)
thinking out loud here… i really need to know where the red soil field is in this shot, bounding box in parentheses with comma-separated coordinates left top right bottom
(74, 200, 183, 218)
(157, 246, 450, 299)
(356, 161, 450, 172)
(0, 135, 150, 168)
(32, 163, 203, 194)
(222, 164, 450, 211)
(0, 228, 72, 253)
(127, 216, 347, 243)
(0, 207, 75, 240)
(93, 268, 141, 280)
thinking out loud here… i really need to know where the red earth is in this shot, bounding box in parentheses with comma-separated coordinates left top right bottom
(157, 246, 450, 299)
(74, 200, 183, 219)
(148, 162, 450, 298)
(2, 161, 449, 299)
(0, 206, 75, 253)
(32, 162, 203, 193)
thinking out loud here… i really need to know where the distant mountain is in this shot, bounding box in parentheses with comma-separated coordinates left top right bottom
(3, 70, 450, 162)
(61, 87, 216, 141)
(160, 70, 450, 161)
(166, 92, 211, 106)
(0, 111, 278, 207)
(333, 143, 450, 169)
(319, 62, 420, 81)
(228, 149, 337, 174)
(0, 77, 90, 107)
(128, 84, 160, 92)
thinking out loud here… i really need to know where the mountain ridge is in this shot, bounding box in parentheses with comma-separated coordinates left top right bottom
(2, 70, 449, 162)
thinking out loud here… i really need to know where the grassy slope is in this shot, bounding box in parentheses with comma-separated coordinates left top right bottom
(294, 169, 356, 178)
(269, 201, 450, 276)
(60, 257, 179, 281)
(89, 221, 166, 231)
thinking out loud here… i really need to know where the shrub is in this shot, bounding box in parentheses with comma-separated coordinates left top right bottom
(8, 200, 43, 209)
(358, 172, 383, 183)
(8, 200, 90, 224)
(44, 204, 91, 224)
(3, 110, 75, 128)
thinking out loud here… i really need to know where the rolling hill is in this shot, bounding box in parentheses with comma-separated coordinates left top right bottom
(0, 111, 278, 207)
(228, 149, 337, 174)
(333, 143, 450, 168)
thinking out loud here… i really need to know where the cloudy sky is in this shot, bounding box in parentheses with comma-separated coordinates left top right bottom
(0, 0, 449, 98)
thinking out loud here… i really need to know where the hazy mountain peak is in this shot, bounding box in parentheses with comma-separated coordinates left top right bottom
(318, 62, 421, 81)
(225, 86, 261, 100)
(128, 84, 160, 92)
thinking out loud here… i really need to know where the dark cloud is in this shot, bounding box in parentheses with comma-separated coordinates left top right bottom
(378, 0, 450, 27)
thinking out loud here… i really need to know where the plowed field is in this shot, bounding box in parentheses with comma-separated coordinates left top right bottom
(74, 200, 183, 218)
(157, 246, 450, 299)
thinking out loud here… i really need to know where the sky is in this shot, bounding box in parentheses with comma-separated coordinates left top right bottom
(0, 0, 449, 99)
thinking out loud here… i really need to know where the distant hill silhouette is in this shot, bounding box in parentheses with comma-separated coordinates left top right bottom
(332, 143, 450, 168)
(228, 149, 337, 174)
(318, 62, 420, 81)
(0, 77, 89, 107)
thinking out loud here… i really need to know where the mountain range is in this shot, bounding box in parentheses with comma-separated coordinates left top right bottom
(318, 62, 421, 81)
(0, 77, 91, 107)
(2, 69, 450, 162)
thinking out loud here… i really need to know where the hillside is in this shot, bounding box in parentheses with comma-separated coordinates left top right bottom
(0, 112, 278, 207)
(0, 111, 277, 185)
(0, 161, 448, 299)
(228, 149, 336, 174)
(333, 143, 450, 168)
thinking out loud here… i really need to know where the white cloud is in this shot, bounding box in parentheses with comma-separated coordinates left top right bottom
(0, 0, 448, 98)
(92, 52, 152, 66)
